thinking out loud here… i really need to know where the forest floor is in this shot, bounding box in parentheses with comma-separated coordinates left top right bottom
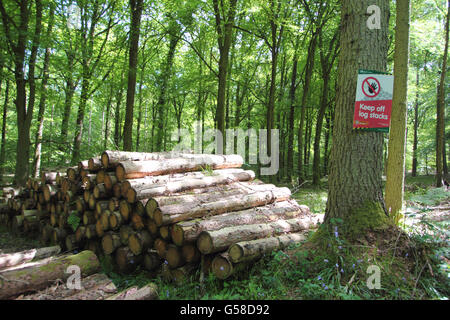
(0, 175, 448, 300)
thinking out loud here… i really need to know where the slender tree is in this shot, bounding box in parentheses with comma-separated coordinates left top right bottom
(436, 0, 449, 187)
(123, 0, 144, 151)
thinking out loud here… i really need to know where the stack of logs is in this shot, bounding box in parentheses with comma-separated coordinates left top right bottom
(0, 151, 320, 281)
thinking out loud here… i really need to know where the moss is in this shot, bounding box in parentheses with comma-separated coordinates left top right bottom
(311, 201, 393, 244)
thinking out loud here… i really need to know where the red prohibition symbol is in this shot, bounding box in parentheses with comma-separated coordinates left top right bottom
(362, 77, 381, 98)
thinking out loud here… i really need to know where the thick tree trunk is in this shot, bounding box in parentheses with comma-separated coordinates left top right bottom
(0, 80, 9, 182)
(324, 0, 391, 234)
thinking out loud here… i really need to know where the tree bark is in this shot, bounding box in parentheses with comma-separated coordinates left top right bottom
(123, 0, 144, 151)
(436, 0, 449, 187)
(385, 0, 411, 219)
(171, 200, 311, 246)
(197, 216, 318, 254)
(412, 68, 419, 177)
(0, 250, 100, 300)
(324, 0, 391, 234)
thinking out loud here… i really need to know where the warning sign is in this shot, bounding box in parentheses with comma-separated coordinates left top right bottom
(353, 69, 394, 132)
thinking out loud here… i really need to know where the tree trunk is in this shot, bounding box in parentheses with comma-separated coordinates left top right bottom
(412, 68, 419, 177)
(385, 0, 411, 220)
(436, 0, 449, 187)
(123, 0, 144, 151)
(33, 4, 55, 178)
(324, 0, 391, 235)
(0, 80, 9, 182)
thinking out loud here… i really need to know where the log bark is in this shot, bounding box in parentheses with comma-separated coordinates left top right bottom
(121, 168, 245, 199)
(228, 232, 308, 263)
(101, 150, 175, 168)
(106, 282, 158, 300)
(21, 273, 115, 300)
(0, 250, 100, 299)
(197, 216, 319, 254)
(0, 246, 61, 269)
(127, 170, 255, 205)
(155, 187, 292, 227)
(116, 154, 244, 181)
(144, 181, 267, 217)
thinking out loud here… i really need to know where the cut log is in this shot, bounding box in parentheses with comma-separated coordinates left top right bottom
(147, 219, 158, 237)
(103, 174, 117, 191)
(159, 225, 171, 241)
(75, 226, 87, 242)
(129, 170, 255, 205)
(130, 212, 145, 231)
(101, 232, 121, 255)
(108, 211, 123, 231)
(85, 224, 97, 240)
(115, 246, 143, 274)
(211, 253, 248, 280)
(171, 263, 198, 285)
(181, 243, 201, 264)
(166, 244, 185, 269)
(124, 171, 246, 203)
(154, 187, 292, 227)
(93, 184, 112, 199)
(170, 201, 308, 246)
(228, 232, 308, 263)
(99, 210, 112, 231)
(65, 234, 80, 252)
(119, 225, 133, 245)
(116, 154, 244, 181)
(52, 228, 68, 245)
(143, 249, 161, 272)
(88, 157, 102, 171)
(96, 170, 115, 185)
(106, 282, 158, 300)
(197, 216, 319, 254)
(108, 197, 120, 212)
(154, 238, 168, 259)
(0, 246, 61, 269)
(119, 200, 132, 222)
(42, 184, 58, 202)
(21, 273, 116, 300)
(81, 175, 96, 190)
(128, 230, 153, 255)
(82, 211, 96, 225)
(0, 250, 100, 299)
(95, 219, 105, 238)
(101, 150, 178, 168)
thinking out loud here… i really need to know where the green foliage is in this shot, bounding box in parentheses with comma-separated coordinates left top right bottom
(67, 211, 81, 232)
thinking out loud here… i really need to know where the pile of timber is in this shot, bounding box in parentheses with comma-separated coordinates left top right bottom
(0, 247, 158, 300)
(0, 150, 320, 281)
